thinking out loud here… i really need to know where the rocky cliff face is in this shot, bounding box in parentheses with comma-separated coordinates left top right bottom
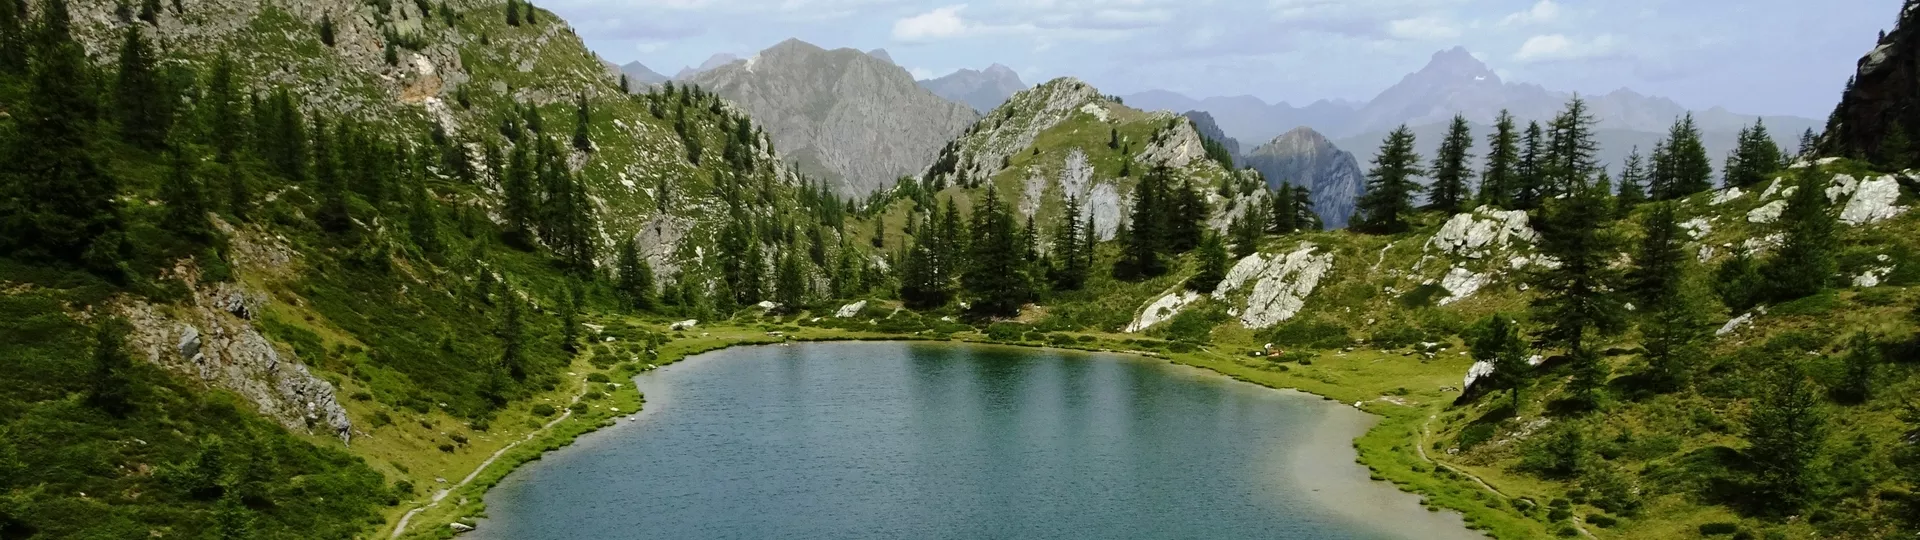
(1243, 127, 1367, 228)
(690, 39, 978, 196)
(1823, 2, 1920, 162)
(1181, 110, 1240, 160)
(918, 64, 1028, 114)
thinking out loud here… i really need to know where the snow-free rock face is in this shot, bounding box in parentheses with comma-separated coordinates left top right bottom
(1426, 206, 1538, 257)
(1748, 200, 1787, 224)
(835, 300, 868, 318)
(1133, 114, 1209, 170)
(1124, 291, 1203, 333)
(917, 63, 1028, 114)
(1242, 127, 1367, 228)
(1237, 244, 1335, 328)
(1463, 360, 1497, 392)
(1181, 110, 1241, 159)
(690, 39, 978, 196)
(937, 77, 1105, 188)
(1821, 1, 1920, 161)
(119, 269, 351, 442)
(1438, 266, 1487, 306)
(1839, 174, 1909, 225)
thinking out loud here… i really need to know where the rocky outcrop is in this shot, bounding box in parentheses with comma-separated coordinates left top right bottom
(1821, 2, 1920, 163)
(1839, 174, 1909, 225)
(1124, 291, 1202, 333)
(835, 300, 868, 318)
(1234, 244, 1335, 328)
(1425, 207, 1538, 258)
(1243, 127, 1367, 228)
(689, 39, 978, 196)
(119, 265, 352, 442)
(917, 64, 1028, 114)
(1134, 115, 1209, 170)
(941, 78, 1105, 188)
(1181, 110, 1241, 160)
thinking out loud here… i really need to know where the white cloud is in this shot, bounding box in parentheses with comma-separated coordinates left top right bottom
(1500, 0, 1560, 26)
(1512, 33, 1617, 63)
(1386, 16, 1460, 40)
(893, 4, 973, 42)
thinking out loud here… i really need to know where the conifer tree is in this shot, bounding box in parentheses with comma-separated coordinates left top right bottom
(1354, 125, 1423, 234)
(205, 51, 244, 161)
(1292, 185, 1319, 230)
(559, 281, 580, 353)
(320, 13, 335, 46)
(1744, 364, 1827, 515)
(1119, 166, 1172, 278)
(311, 118, 352, 233)
(0, 0, 23, 74)
(502, 142, 537, 248)
(1833, 334, 1881, 405)
(1724, 119, 1783, 187)
(1428, 114, 1474, 214)
(505, 0, 520, 26)
(571, 94, 592, 152)
(1797, 128, 1818, 159)
(619, 74, 630, 94)
(1229, 203, 1263, 258)
(615, 240, 655, 311)
(1, 0, 126, 273)
(1543, 97, 1600, 196)
(162, 147, 211, 241)
(1167, 180, 1206, 253)
(1269, 183, 1300, 234)
(1615, 148, 1648, 210)
(1627, 202, 1686, 306)
(1480, 110, 1519, 208)
(261, 90, 307, 182)
(1051, 194, 1088, 290)
(1530, 176, 1626, 409)
(1631, 203, 1708, 392)
(899, 226, 947, 309)
(1472, 314, 1530, 408)
(962, 186, 1032, 316)
(1652, 114, 1713, 199)
(86, 317, 136, 418)
(1881, 121, 1914, 171)
(1187, 232, 1228, 293)
(1761, 166, 1837, 301)
(1515, 121, 1546, 210)
(224, 163, 250, 220)
(406, 162, 440, 254)
(775, 248, 807, 312)
(114, 24, 170, 150)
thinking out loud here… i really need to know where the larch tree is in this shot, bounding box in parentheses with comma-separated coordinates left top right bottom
(1354, 125, 1424, 235)
(1472, 314, 1530, 409)
(1480, 110, 1519, 208)
(1743, 364, 1828, 515)
(1530, 175, 1627, 410)
(1653, 113, 1713, 199)
(1428, 114, 1474, 214)
(1760, 166, 1837, 302)
(1615, 148, 1648, 211)
(1724, 118, 1784, 188)
(1515, 121, 1546, 210)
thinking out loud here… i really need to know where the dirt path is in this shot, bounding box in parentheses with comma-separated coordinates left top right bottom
(388, 376, 593, 538)
(1418, 414, 1596, 539)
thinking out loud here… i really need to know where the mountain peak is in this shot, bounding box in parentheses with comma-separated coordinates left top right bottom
(867, 48, 894, 64)
(1417, 46, 1495, 81)
(984, 63, 1017, 76)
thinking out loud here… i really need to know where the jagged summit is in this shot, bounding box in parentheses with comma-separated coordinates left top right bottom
(919, 63, 1030, 114)
(1244, 127, 1367, 228)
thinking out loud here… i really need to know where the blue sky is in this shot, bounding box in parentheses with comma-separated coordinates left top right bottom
(540, 0, 1900, 118)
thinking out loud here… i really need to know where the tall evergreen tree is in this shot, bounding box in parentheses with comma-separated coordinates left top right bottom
(1428, 115, 1474, 214)
(1743, 364, 1827, 515)
(1051, 194, 1089, 290)
(260, 90, 307, 182)
(0, 0, 24, 74)
(1631, 203, 1708, 392)
(204, 51, 244, 161)
(1724, 119, 1784, 187)
(1761, 166, 1837, 302)
(1354, 125, 1423, 234)
(775, 248, 806, 312)
(571, 94, 592, 152)
(1514, 121, 1547, 210)
(1292, 185, 1319, 230)
(615, 240, 656, 311)
(1530, 176, 1627, 409)
(1627, 202, 1686, 306)
(899, 224, 947, 309)
(1797, 128, 1818, 159)
(1615, 148, 1648, 210)
(1229, 202, 1263, 258)
(1187, 232, 1228, 293)
(311, 118, 352, 233)
(1832, 334, 1881, 405)
(1269, 183, 1300, 234)
(1119, 166, 1171, 278)
(1652, 114, 1713, 199)
(405, 161, 440, 254)
(1472, 314, 1530, 408)
(502, 142, 537, 248)
(1543, 97, 1601, 197)
(161, 147, 211, 241)
(505, 0, 520, 26)
(1, 0, 126, 273)
(1480, 110, 1520, 208)
(962, 186, 1032, 316)
(1167, 180, 1206, 253)
(86, 317, 137, 417)
(559, 281, 580, 353)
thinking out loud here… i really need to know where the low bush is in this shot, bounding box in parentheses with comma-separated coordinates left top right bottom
(531, 403, 557, 417)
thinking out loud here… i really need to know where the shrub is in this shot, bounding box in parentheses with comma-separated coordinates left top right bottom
(568, 403, 588, 414)
(986, 322, 1026, 341)
(1585, 514, 1617, 528)
(1457, 423, 1495, 451)
(1263, 315, 1352, 349)
(449, 433, 468, 445)
(437, 443, 455, 453)
(584, 391, 605, 401)
(531, 403, 557, 417)
(1547, 507, 1572, 522)
(1699, 522, 1739, 535)
(1399, 283, 1445, 308)
(1369, 320, 1430, 349)
(586, 373, 609, 383)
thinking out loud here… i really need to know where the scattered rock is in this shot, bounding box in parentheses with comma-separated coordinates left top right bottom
(1717, 309, 1763, 337)
(449, 522, 475, 533)
(1437, 267, 1485, 305)
(1425, 206, 1537, 257)
(1125, 290, 1202, 333)
(1856, 266, 1895, 288)
(1239, 244, 1335, 328)
(1681, 218, 1713, 239)
(1463, 360, 1496, 392)
(834, 300, 867, 318)
(1747, 200, 1787, 223)
(1840, 174, 1908, 225)
(669, 319, 698, 331)
(1709, 187, 1745, 206)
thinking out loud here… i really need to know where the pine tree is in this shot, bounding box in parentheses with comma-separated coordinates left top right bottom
(505, 0, 519, 26)
(1653, 114, 1713, 199)
(406, 162, 440, 254)
(1229, 202, 1263, 258)
(1627, 202, 1686, 306)
(1187, 231, 1228, 293)
(1832, 334, 1881, 405)
(1797, 128, 1818, 159)
(1428, 114, 1474, 214)
(1634, 204, 1710, 393)
(86, 317, 136, 417)
(0, 0, 24, 74)
(1515, 121, 1547, 210)
(1725, 119, 1784, 187)
(1269, 183, 1300, 234)
(1480, 110, 1519, 208)
(1167, 180, 1206, 253)
(1472, 314, 1530, 408)
(1119, 166, 1171, 278)
(319, 13, 335, 46)
(559, 281, 580, 353)
(161, 147, 211, 241)
(1743, 364, 1827, 515)
(114, 25, 170, 150)
(1292, 185, 1319, 230)
(571, 94, 592, 152)
(1, 0, 126, 273)
(775, 248, 806, 312)
(205, 51, 244, 161)
(619, 73, 630, 94)
(615, 240, 656, 311)
(1354, 125, 1423, 235)
(1543, 96, 1601, 197)
(1530, 176, 1626, 409)
(224, 163, 250, 220)
(1615, 148, 1648, 210)
(311, 117, 352, 233)
(261, 90, 307, 182)
(1881, 121, 1914, 171)
(1761, 166, 1837, 302)
(962, 186, 1032, 316)
(502, 142, 536, 248)
(899, 227, 947, 309)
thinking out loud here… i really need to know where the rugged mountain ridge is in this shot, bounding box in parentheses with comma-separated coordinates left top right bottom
(917, 63, 1028, 114)
(689, 39, 979, 196)
(1823, 2, 1920, 164)
(1243, 127, 1367, 228)
(1181, 110, 1241, 159)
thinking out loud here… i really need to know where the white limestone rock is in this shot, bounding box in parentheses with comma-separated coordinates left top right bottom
(1125, 290, 1202, 333)
(1681, 218, 1713, 239)
(1213, 253, 1270, 299)
(835, 300, 868, 318)
(1827, 174, 1860, 203)
(1239, 244, 1335, 328)
(1463, 360, 1496, 392)
(1717, 310, 1760, 336)
(670, 319, 698, 331)
(1437, 266, 1486, 306)
(1426, 206, 1537, 257)
(1840, 175, 1908, 225)
(1747, 200, 1787, 224)
(1855, 267, 1894, 288)
(1709, 187, 1745, 206)
(1087, 183, 1123, 240)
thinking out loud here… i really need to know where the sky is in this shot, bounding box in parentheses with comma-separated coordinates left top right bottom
(539, 0, 1902, 118)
